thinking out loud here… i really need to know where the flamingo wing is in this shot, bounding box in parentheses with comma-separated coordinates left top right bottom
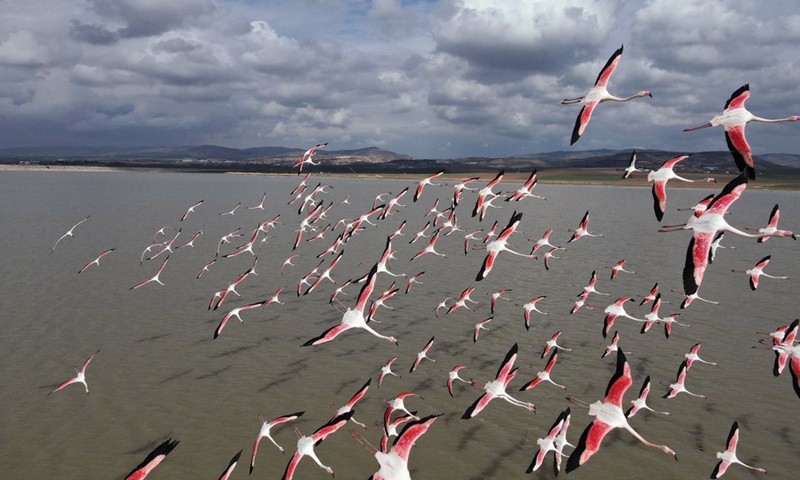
(391, 414, 440, 462)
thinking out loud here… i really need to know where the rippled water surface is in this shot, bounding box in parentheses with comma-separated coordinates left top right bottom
(0, 170, 797, 479)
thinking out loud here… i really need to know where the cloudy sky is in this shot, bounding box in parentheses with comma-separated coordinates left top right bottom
(1, 0, 799, 158)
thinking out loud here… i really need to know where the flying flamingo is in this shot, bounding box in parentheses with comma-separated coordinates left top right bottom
(51, 215, 90, 253)
(293, 142, 328, 173)
(462, 343, 535, 419)
(602, 331, 626, 359)
(648, 154, 714, 221)
(522, 296, 549, 330)
(541, 331, 571, 358)
(447, 365, 469, 397)
(131, 256, 170, 290)
(49, 350, 99, 394)
(77, 248, 115, 274)
(581, 270, 609, 296)
(410, 229, 446, 261)
(506, 170, 545, 202)
(596, 297, 643, 339)
(351, 414, 440, 480)
(732, 255, 790, 290)
(710, 421, 767, 478)
(684, 83, 799, 180)
(622, 151, 648, 179)
(413, 170, 445, 202)
(378, 357, 400, 387)
(565, 350, 676, 472)
(473, 317, 493, 343)
(280, 411, 353, 480)
(526, 408, 569, 475)
(247, 191, 268, 210)
(639, 282, 659, 306)
(774, 319, 800, 398)
(214, 300, 266, 339)
(567, 211, 603, 243)
(640, 293, 665, 334)
(530, 228, 559, 254)
(123, 438, 180, 480)
(663, 360, 706, 399)
(405, 271, 424, 294)
(331, 379, 371, 429)
(197, 259, 216, 279)
(571, 289, 590, 315)
(303, 264, 398, 346)
(446, 286, 478, 315)
(476, 211, 532, 281)
(520, 349, 566, 391)
(750, 204, 796, 242)
(180, 200, 203, 221)
(659, 175, 764, 301)
(472, 170, 504, 219)
(608, 259, 634, 280)
(490, 289, 512, 314)
(625, 375, 670, 418)
(684, 343, 717, 370)
(409, 336, 436, 373)
(249, 411, 304, 474)
(543, 247, 562, 271)
(562, 45, 651, 145)
(452, 176, 480, 206)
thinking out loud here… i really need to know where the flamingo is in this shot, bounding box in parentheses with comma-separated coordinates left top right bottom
(582, 270, 609, 296)
(622, 151, 647, 179)
(280, 411, 353, 480)
(447, 365, 469, 397)
(602, 331, 626, 359)
(248, 191, 268, 210)
(543, 247, 562, 271)
(409, 336, 436, 373)
(180, 200, 203, 221)
(567, 211, 603, 243)
(452, 176, 480, 206)
(648, 154, 715, 221)
(473, 317, 492, 343)
(405, 271, 424, 294)
(526, 409, 567, 475)
(599, 297, 643, 338)
(663, 360, 706, 399)
(379, 357, 400, 387)
(773, 319, 800, 398)
(522, 296, 549, 330)
(77, 248, 115, 274)
(332, 379, 371, 429)
(293, 142, 327, 173)
(639, 282, 659, 306)
(659, 175, 765, 300)
(131, 256, 170, 290)
(351, 414, 440, 480)
(250, 411, 304, 474)
(197, 258, 216, 279)
(520, 349, 566, 391)
(571, 289, 590, 315)
(446, 286, 478, 315)
(530, 228, 559, 254)
(541, 331, 571, 358)
(506, 170, 545, 202)
(472, 170, 504, 219)
(562, 45, 651, 145)
(684, 343, 717, 370)
(413, 170, 445, 202)
(711, 421, 767, 478)
(476, 211, 533, 281)
(123, 438, 180, 480)
(625, 375, 670, 418)
(565, 350, 676, 472)
(684, 84, 799, 180)
(303, 264, 398, 346)
(490, 289, 512, 314)
(51, 215, 90, 253)
(410, 229, 446, 261)
(214, 300, 266, 339)
(462, 343, 535, 419)
(608, 259, 634, 280)
(49, 350, 99, 394)
(752, 204, 796, 242)
(732, 255, 790, 291)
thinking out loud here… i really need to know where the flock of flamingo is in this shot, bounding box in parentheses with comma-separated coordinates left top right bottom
(40, 44, 799, 479)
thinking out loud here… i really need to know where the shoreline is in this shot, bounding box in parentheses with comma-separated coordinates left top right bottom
(2, 164, 797, 190)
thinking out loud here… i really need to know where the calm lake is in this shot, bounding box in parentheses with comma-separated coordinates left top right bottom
(0, 170, 797, 479)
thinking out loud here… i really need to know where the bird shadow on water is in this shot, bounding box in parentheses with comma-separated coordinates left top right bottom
(691, 422, 706, 451)
(159, 368, 193, 384)
(469, 443, 529, 480)
(455, 424, 484, 452)
(195, 365, 231, 380)
(211, 344, 257, 359)
(135, 333, 170, 343)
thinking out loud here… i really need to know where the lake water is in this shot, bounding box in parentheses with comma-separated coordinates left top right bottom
(0, 170, 797, 479)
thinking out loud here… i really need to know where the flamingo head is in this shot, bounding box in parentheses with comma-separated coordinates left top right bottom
(640, 91, 653, 98)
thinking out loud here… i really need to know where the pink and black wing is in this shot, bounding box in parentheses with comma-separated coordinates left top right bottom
(565, 418, 614, 473)
(570, 101, 599, 145)
(124, 438, 179, 480)
(344, 378, 371, 409)
(390, 414, 440, 462)
(355, 263, 380, 312)
(526, 410, 566, 473)
(280, 451, 304, 480)
(312, 410, 354, 445)
(476, 250, 497, 281)
(302, 322, 352, 347)
(625, 375, 651, 418)
(217, 450, 241, 480)
(461, 391, 494, 419)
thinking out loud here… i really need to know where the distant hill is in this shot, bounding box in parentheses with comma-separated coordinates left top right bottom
(1, 144, 798, 175)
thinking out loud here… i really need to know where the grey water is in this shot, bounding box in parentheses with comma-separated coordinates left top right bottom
(0, 170, 797, 479)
